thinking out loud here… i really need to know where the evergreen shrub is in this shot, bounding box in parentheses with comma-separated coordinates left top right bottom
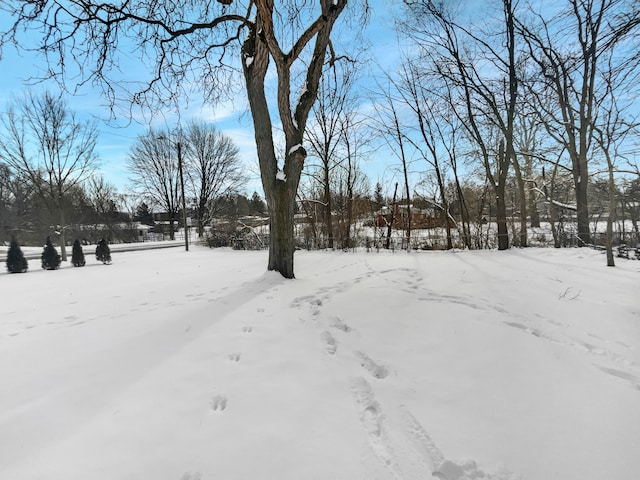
(6, 238, 28, 273)
(95, 238, 112, 264)
(72, 239, 86, 267)
(41, 236, 61, 270)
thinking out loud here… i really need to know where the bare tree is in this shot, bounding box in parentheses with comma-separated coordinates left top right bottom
(305, 71, 349, 248)
(517, 0, 640, 246)
(182, 121, 245, 238)
(305, 60, 364, 249)
(391, 61, 455, 249)
(401, 0, 520, 250)
(87, 175, 119, 222)
(338, 108, 370, 249)
(127, 130, 180, 240)
(0, 91, 99, 260)
(372, 83, 413, 250)
(1, 0, 364, 278)
(593, 57, 640, 265)
(85, 174, 120, 238)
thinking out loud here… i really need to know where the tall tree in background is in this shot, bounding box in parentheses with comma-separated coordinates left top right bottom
(391, 61, 455, 249)
(401, 0, 520, 250)
(305, 61, 360, 249)
(183, 121, 245, 238)
(86, 175, 120, 231)
(1, 0, 361, 278)
(517, 0, 640, 246)
(128, 130, 180, 240)
(373, 84, 413, 249)
(0, 91, 99, 260)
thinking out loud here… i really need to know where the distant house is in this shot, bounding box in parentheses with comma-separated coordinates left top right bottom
(375, 204, 454, 230)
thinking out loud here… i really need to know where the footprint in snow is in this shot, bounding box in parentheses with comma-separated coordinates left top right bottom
(242, 326, 253, 333)
(356, 351, 390, 380)
(210, 394, 227, 412)
(227, 352, 241, 362)
(331, 316, 352, 332)
(321, 331, 337, 355)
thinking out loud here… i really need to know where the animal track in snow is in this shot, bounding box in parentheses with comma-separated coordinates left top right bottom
(356, 351, 390, 379)
(210, 394, 227, 412)
(242, 326, 253, 333)
(180, 472, 201, 480)
(227, 352, 241, 362)
(321, 331, 337, 355)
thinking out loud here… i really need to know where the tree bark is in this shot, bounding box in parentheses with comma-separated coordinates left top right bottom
(241, 0, 347, 278)
(323, 158, 334, 249)
(386, 183, 398, 250)
(59, 202, 67, 262)
(268, 180, 297, 278)
(496, 140, 510, 250)
(511, 155, 528, 246)
(496, 185, 509, 250)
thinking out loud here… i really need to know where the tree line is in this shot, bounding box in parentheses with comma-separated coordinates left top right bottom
(0, 91, 264, 249)
(1, 0, 640, 276)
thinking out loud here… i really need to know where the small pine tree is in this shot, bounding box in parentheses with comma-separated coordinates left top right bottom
(72, 239, 86, 267)
(41, 236, 61, 270)
(95, 238, 112, 264)
(6, 238, 28, 273)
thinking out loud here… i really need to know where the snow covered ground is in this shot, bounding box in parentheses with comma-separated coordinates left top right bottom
(1, 246, 639, 480)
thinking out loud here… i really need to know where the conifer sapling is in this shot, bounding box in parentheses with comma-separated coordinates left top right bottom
(41, 236, 61, 270)
(95, 238, 112, 264)
(72, 239, 86, 267)
(6, 238, 28, 273)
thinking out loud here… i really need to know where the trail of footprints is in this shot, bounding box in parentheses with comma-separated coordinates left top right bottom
(294, 276, 519, 479)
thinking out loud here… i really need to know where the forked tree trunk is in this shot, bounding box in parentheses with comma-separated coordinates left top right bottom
(241, 0, 347, 278)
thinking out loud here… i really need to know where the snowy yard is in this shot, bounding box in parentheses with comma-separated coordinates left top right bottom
(1, 246, 639, 480)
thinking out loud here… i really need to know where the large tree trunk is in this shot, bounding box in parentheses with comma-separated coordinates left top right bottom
(241, 0, 347, 278)
(323, 159, 334, 249)
(575, 163, 591, 246)
(496, 183, 509, 250)
(169, 218, 175, 240)
(268, 180, 297, 278)
(511, 156, 528, 247)
(386, 183, 398, 250)
(59, 204, 67, 262)
(197, 202, 206, 238)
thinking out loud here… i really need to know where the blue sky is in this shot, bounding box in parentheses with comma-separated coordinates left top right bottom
(0, 1, 405, 200)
